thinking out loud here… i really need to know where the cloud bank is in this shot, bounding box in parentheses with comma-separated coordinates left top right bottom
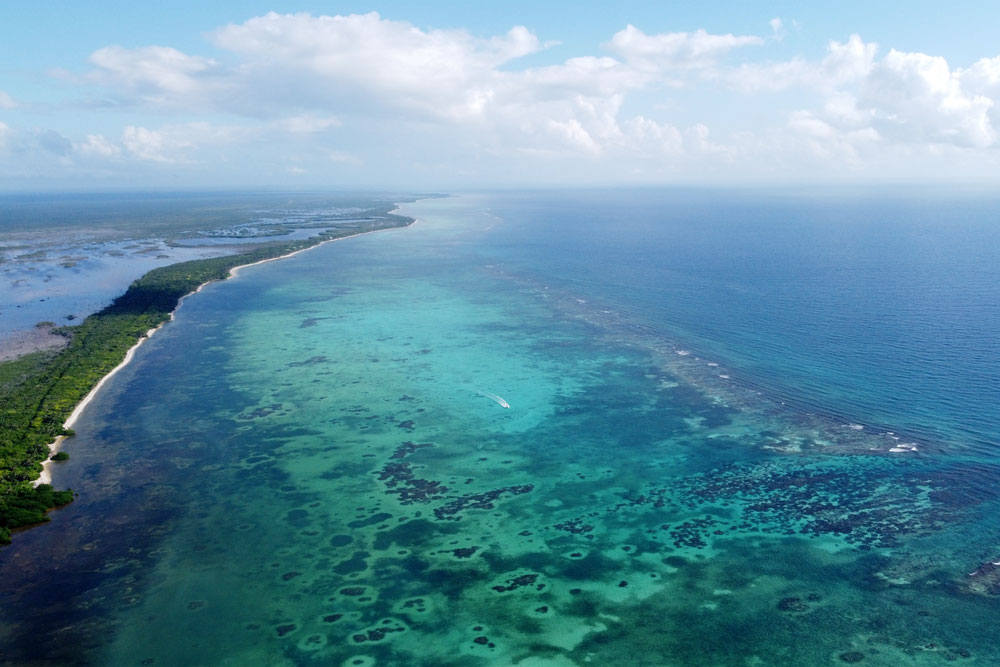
(3, 11, 1000, 187)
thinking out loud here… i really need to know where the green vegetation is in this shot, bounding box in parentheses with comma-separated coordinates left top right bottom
(51, 452, 69, 461)
(0, 213, 413, 545)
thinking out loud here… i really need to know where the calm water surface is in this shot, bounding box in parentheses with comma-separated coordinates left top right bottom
(1, 190, 998, 666)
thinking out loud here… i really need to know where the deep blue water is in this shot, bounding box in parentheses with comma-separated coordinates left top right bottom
(474, 189, 1000, 454)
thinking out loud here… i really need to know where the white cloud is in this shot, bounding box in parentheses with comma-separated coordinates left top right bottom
(76, 134, 121, 157)
(122, 125, 173, 162)
(727, 35, 877, 92)
(860, 49, 996, 147)
(79, 12, 781, 164)
(0, 91, 16, 109)
(622, 116, 684, 155)
(517, 56, 641, 98)
(211, 11, 544, 121)
(123, 121, 263, 165)
(606, 25, 763, 72)
(769, 18, 785, 41)
(822, 34, 879, 87)
(89, 46, 224, 109)
(684, 123, 728, 155)
(544, 118, 602, 155)
(961, 55, 1000, 91)
(723, 34, 1000, 152)
(786, 110, 879, 162)
(16, 11, 1000, 184)
(80, 12, 769, 152)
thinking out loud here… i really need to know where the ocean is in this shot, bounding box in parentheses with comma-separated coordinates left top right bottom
(1, 189, 998, 666)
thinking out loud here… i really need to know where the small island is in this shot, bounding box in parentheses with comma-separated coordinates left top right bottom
(0, 210, 414, 545)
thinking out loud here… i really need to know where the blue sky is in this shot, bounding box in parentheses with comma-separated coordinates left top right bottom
(3, 2, 1000, 190)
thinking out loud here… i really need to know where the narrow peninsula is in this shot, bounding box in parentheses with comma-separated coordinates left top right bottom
(0, 210, 414, 545)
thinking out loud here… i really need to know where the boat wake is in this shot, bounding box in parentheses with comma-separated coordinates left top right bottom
(478, 390, 510, 409)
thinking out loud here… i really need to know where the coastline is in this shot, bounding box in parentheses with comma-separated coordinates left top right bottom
(33, 218, 416, 487)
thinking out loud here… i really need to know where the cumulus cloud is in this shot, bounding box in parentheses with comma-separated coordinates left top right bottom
(119, 121, 265, 163)
(728, 34, 877, 92)
(606, 25, 763, 72)
(210, 11, 544, 121)
(89, 46, 225, 109)
(725, 34, 1000, 154)
(76, 12, 784, 165)
(122, 125, 173, 162)
(622, 116, 684, 154)
(961, 55, 1000, 91)
(823, 34, 879, 87)
(0, 91, 16, 109)
(81, 12, 768, 148)
(861, 49, 995, 147)
(786, 110, 879, 162)
(24, 11, 1000, 182)
(75, 134, 121, 157)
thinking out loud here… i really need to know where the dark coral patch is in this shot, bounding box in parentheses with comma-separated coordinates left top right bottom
(554, 518, 594, 534)
(777, 597, 808, 612)
(352, 625, 405, 643)
(378, 462, 449, 504)
(492, 573, 539, 593)
(330, 534, 353, 547)
(446, 546, 479, 559)
(434, 485, 533, 520)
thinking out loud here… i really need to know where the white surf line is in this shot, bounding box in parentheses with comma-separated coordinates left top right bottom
(478, 391, 510, 409)
(34, 323, 157, 487)
(34, 221, 416, 487)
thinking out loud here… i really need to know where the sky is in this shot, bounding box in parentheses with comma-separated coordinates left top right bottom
(2, 1, 1000, 191)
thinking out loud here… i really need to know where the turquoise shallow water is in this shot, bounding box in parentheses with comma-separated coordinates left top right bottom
(2, 192, 1000, 666)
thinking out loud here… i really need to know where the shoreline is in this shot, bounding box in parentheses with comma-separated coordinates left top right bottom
(33, 219, 416, 487)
